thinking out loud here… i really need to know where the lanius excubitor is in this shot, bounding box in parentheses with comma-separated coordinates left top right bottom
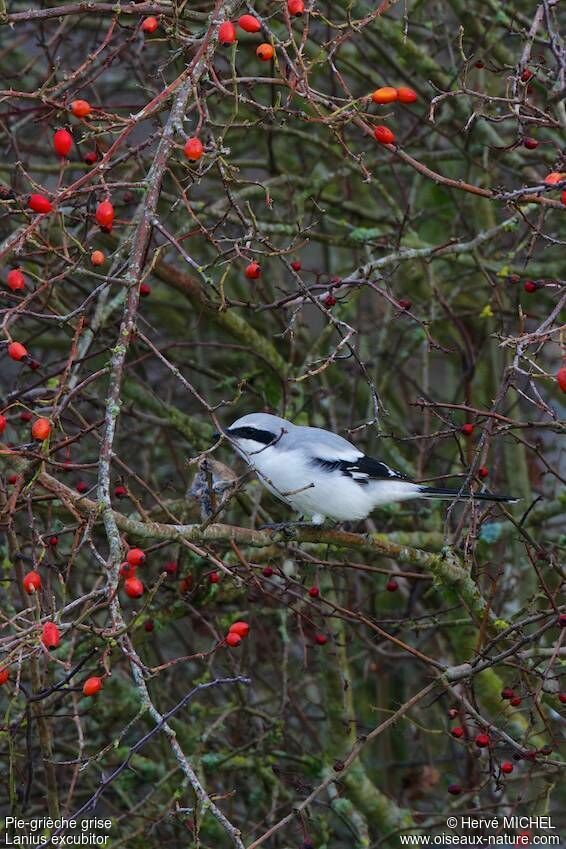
(216, 413, 517, 525)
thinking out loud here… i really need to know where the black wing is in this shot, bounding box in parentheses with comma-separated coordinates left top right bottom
(313, 455, 409, 486)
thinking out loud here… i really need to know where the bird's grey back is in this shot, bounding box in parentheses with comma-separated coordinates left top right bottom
(229, 413, 360, 457)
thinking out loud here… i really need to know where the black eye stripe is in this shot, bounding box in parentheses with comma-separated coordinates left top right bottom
(227, 427, 276, 445)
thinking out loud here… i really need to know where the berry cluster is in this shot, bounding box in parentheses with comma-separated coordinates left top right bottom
(120, 548, 146, 598)
(225, 620, 250, 647)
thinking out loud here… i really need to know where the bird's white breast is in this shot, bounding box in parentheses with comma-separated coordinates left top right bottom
(243, 442, 376, 521)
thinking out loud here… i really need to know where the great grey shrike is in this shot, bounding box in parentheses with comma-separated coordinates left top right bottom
(215, 413, 517, 525)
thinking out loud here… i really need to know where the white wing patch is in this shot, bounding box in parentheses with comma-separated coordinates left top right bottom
(312, 454, 408, 485)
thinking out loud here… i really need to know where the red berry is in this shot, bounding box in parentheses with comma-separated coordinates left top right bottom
(183, 137, 204, 161)
(84, 151, 98, 165)
(397, 86, 417, 103)
(256, 43, 274, 61)
(20, 411, 32, 423)
(461, 423, 474, 436)
(556, 368, 566, 392)
(127, 548, 145, 567)
(288, 0, 305, 15)
(91, 250, 105, 267)
(474, 60, 485, 69)
(371, 86, 398, 104)
(229, 621, 250, 637)
(95, 200, 115, 229)
(238, 14, 261, 33)
(124, 576, 144, 598)
(323, 294, 337, 307)
(41, 621, 61, 649)
(523, 137, 538, 150)
(141, 16, 159, 33)
(447, 783, 462, 795)
(475, 732, 490, 748)
(209, 571, 220, 584)
(31, 417, 51, 441)
(521, 68, 533, 82)
(510, 696, 522, 707)
(53, 128, 73, 158)
(478, 466, 489, 479)
(0, 414, 7, 434)
(314, 633, 328, 645)
(218, 21, 237, 45)
(558, 693, 566, 704)
(0, 668, 9, 685)
(524, 280, 538, 293)
(139, 283, 151, 297)
(543, 171, 564, 185)
(386, 579, 399, 592)
(398, 298, 412, 310)
(308, 586, 320, 598)
(8, 474, 20, 485)
(179, 575, 193, 593)
(119, 562, 137, 578)
(114, 485, 127, 499)
(71, 99, 91, 118)
(7, 341, 28, 361)
(245, 261, 262, 279)
(451, 726, 464, 739)
(226, 632, 242, 647)
(48, 535, 58, 547)
(291, 260, 302, 271)
(76, 480, 88, 493)
(163, 561, 178, 576)
(501, 762, 514, 774)
(144, 619, 154, 632)
(374, 125, 395, 144)
(561, 189, 566, 205)
(23, 571, 42, 594)
(501, 687, 515, 700)
(559, 613, 566, 627)
(262, 566, 274, 577)
(83, 676, 103, 697)
(28, 194, 53, 214)
(6, 269, 25, 291)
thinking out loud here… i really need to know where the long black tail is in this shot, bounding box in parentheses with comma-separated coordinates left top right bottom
(419, 486, 518, 504)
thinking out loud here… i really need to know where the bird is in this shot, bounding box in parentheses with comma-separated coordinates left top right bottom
(215, 412, 518, 526)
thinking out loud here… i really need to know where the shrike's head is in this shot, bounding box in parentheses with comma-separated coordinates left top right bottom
(221, 413, 290, 458)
